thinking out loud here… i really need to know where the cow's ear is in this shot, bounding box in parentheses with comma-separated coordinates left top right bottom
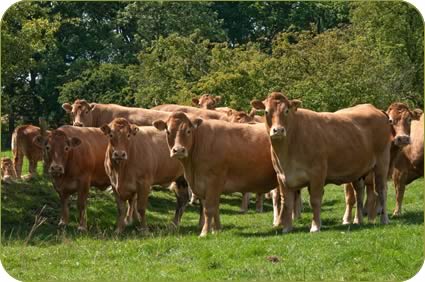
(69, 137, 81, 147)
(412, 109, 423, 120)
(131, 125, 139, 136)
(153, 120, 167, 131)
(192, 98, 199, 106)
(248, 108, 256, 118)
(192, 118, 203, 128)
(89, 103, 96, 111)
(290, 99, 302, 112)
(214, 96, 222, 104)
(62, 103, 72, 113)
(100, 124, 111, 135)
(33, 135, 45, 148)
(251, 100, 265, 110)
(226, 109, 234, 116)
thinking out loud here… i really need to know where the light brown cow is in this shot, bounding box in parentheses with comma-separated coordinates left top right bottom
(191, 94, 231, 113)
(1, 157, 17, 183)
(11, 125, 46, 180)
(33, 126, 114, 231)
(62, 99, 172, 127)
(342, 104, 423, 224)
(251, 92, 393, 233)
(153, 112, 278, 236)
(101, 118, 190, 232)
(151, 104, 230, 121)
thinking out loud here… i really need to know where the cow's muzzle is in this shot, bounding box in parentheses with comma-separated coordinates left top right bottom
(394, 135, 411, 147)
(171, 146, 188, 159)
(112, 150, 128, 161)
(49, 164, 64, 176)
(269, 126, 286, 139)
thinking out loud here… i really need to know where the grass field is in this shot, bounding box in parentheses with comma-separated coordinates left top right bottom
(0, 149, 423, 281)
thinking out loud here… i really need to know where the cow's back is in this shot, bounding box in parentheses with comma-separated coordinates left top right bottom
(59, 126, 110, 188)
(12, 125, 43, 158)
(152, 104, 228, 121)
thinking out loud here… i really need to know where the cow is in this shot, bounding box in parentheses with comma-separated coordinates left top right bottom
(1, 157, 17, 184)
(342, 104, 423, 224)
(11, 125, 46, 180)
(153, 112, 278, 236)
(251, 92, 393, 233)
(151, 103, 230, 121)
(32, 126, 122, 231)
(191, 94, 231, 113)
(101, 118, 190, 232)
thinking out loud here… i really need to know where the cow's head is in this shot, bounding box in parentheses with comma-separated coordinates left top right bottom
(153, 112, 202, 159)
(100, 118, 138, 162)
(1, 157, 16, 181)
(62, 99, 96, 127)
(192, 94, 221, 110)
(33, 130, 81, 176)
(227, 109, 256, 124)
(386, 103, 422, 147)
(251, 92, 301, 140)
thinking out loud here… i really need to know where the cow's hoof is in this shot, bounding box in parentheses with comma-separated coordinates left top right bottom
(380, 215, 389, 225)
(22, 174, 33, 181)
(282, 227, 293, 234)
(310, 225, 320, 233)
(256, 208, 263, 213)
(199, 232, 208, 238)
(239, 210, 248, 214)
(353, 218, 362, 225)
(342, 219, 350, 225)
(392, 210, 401, 217)
(77, 226, 87, 232)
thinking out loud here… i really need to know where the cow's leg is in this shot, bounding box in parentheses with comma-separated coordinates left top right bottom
(25, 157, 38, 180)
(366, 179, 377, 219)
(309, 178, 325, 233)
(77, 184, 90, 232)
(113, 189, 128, 233)
(272, 188, 281, 226)
(293, 190, 302, 220)
(58, 192, 70, 227)
(352, 180, 364, 224)
(198, 199, 205, 229)
(393, 169, 406, 216)
(136, 183, 150, 231)
(200, 190, 220, 237)
(256, 193, 264, 213)
(171, 181, 190, 227)
(374, 157, 390, 225)
(13, 149, 23, 180)
(240, 193, 250, 213)
(278, 181, 295, 233)
(343, 183, 355, 225)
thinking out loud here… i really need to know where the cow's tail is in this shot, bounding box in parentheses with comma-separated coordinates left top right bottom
(11, 127, 23, 179)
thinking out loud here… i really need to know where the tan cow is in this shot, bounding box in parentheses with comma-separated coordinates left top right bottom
(192, 94, 231, 113)
(62, 99, 171, 127)
(33, 126, 115, 231)
(153, 112, 278, 236)
(251, 92, 393, 233)
(101, 118, 189, 232)
(1, 157, 17, 183)
(11, 125, 46, 180)
(342, 104, 423, 224)
(151, 104, 230, 121)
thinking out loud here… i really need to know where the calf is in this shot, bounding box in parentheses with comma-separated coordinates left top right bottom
(101, 118, 189, 232)
(1, 157, 17, 183)
(11, 125, 46, 180)
(153, 112, 278, 236)
(342, 104, 423, 224)
(252, 92, 393, 233)
(33, 126, 113, 231)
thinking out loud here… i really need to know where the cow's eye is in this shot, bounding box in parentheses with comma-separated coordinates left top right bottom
(187, 129, 191, 135)
(64, 146, 69, 152)
(389, 118, 393, 125)
(264, 110, 268, 115)
(284, 108, 289, 115)
(109, 133, 113, 138)
(85, 110, 89, 114)
(45, 145, 51, 151)
(127, 134, 131, 138)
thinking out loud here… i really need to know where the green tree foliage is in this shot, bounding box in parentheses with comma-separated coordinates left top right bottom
(1, 1, 423, 147)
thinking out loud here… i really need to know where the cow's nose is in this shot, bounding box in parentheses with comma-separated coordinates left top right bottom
(112, 150, 127, 160)
(73, 122, 83, 127)
(394, 135, 411, 146)
(270, 126, 286, 138)
(49, 164, 64, 174)
(171, 146, 187, 157)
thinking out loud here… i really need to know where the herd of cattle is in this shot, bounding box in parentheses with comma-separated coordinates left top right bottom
(1, 93, 423, 236)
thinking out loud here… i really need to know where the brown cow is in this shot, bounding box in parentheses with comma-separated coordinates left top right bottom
(1, 157, 17, 183)
(151, 104, 230, 121)
(191, 94, 231, 113)
(342, 104, 423, 224)
(251, 92, 392, 233)
(33, 126, 114, 231)
(101, 118, 189, 232)
(62, 99, 171, 127)
(11, 125, 45, 180)
(153, 112, 278, 236)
